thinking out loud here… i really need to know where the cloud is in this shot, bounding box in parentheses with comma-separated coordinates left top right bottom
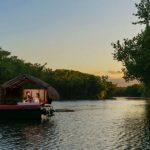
(106, 70, 123, 79)
(107, 71, 138, 87)
(91, 70, 138, 87)
(93, 70, 123, 79)
(107, 71, 122, 75)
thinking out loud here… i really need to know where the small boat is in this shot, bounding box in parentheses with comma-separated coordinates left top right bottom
(0, 74, 59, 120)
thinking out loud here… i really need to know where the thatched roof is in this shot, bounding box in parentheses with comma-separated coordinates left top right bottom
(1, 74, 59, 100)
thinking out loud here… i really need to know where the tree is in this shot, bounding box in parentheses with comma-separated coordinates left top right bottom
(0, 48, 114, 99)
(112, 0, 150, 96)
(133, 0, 150, 28)
(113, 84, 143, 97)
(125, 84, 143, 97)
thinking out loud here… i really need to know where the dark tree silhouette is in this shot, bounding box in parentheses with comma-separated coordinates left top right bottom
(112, 0, 150, 96)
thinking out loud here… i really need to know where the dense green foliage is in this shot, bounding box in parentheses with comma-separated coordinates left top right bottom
(112, 0, 150, 97)
(113, 84, 143, 97)
(0, 48, 115, 100)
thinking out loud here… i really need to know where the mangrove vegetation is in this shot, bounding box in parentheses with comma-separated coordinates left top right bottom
(0, 48, 115, 100)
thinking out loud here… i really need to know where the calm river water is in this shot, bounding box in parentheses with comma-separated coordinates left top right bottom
(1, 98, 150, 149)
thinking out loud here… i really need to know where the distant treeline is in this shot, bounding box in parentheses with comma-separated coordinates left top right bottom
(113, 84, 143, 97)
(0, 48, 116, 100)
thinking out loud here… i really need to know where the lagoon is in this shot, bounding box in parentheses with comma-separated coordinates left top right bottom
(0, 98, 150, 149)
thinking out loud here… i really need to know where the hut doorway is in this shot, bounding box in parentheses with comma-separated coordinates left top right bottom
(23, 89, 48, 104)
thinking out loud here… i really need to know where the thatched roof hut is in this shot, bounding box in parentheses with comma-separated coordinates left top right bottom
(0, 74, 59, 102)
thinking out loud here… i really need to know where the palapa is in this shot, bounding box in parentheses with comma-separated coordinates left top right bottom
(0, 74, 59, 101)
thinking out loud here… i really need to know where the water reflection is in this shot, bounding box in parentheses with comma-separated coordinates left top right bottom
(0, 119, 57, 149)
(1, 99, 150, 149)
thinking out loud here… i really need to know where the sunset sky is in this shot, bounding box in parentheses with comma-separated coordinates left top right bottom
(0, 0, 142, 86)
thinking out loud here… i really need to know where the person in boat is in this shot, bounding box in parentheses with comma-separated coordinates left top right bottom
(34, 93, 41, 103)
(24, 91, 33, 103)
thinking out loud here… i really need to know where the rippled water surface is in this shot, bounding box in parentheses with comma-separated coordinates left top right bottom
(1, 98, 150, 149)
